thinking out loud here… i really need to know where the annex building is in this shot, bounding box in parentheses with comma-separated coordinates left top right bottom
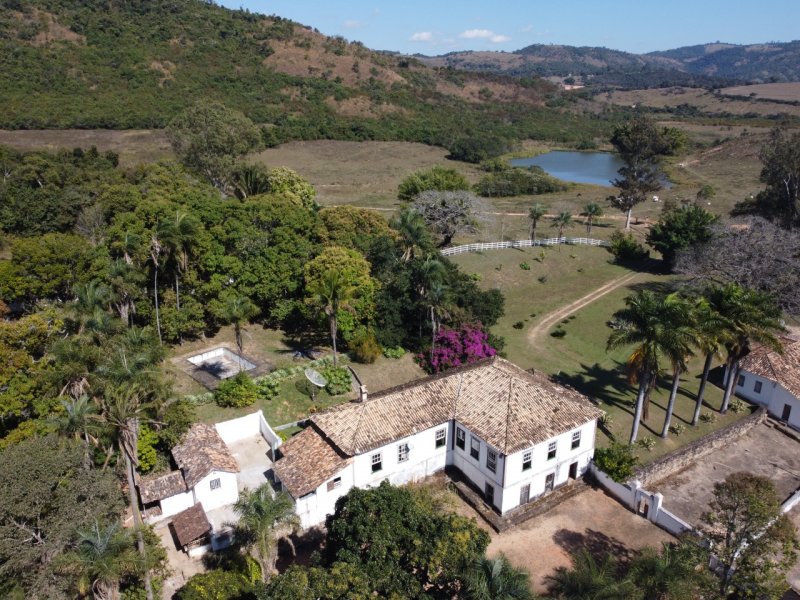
(273, 357, 603, 528)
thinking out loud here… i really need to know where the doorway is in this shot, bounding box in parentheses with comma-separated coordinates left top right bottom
(519, 484, 530, 505)
(569, 462, 578, 480)
(485, 483, 495, 507)
(782, 404, 792, 422)
(545, 473, 555, 492)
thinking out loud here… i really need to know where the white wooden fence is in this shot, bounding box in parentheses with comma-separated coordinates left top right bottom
(440, 237, 609, 256)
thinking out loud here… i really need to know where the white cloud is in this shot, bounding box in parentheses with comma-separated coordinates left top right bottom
(343, 19, 363, 29)
(459, 29, 510, 43)
(410, 31, 434, 42)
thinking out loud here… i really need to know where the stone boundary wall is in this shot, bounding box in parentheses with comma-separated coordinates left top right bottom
(635, 408, 767, 487)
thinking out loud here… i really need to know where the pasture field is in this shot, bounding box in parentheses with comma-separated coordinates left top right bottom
(721, 82, 800, 102)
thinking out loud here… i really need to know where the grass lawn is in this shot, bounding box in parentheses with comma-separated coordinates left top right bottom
(166, 324, 425, 427)
(453, 245, 751, 462)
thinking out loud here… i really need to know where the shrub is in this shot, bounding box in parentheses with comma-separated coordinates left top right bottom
(418, 322, 497, 374)
(512, 321, 524, 329)
(593, 441, 638, 483)
(349, 331, 381, 364)
(323, 366, 352, 396)
(637, 436, 656, 451)
(215, 372, 258, 408)
(382, 346, 406, 359)
(607, 231, 649, 263)
(729, 397, 748, 414)
(669, 423, 686, 436)
(256, 378, 280, 401)
(519, 262, 531, 270)
(476, 166, 568, 197)
(700, 411, 717, 423)
(550, 328, 566, 338)
(599, 413, 614, 428)
(136, 425, 159, 473)
(174, 569, 254, 600)
(469, 273, 482, 281)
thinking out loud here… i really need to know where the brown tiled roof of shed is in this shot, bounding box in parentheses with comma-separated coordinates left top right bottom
(139, 470, 187, 504)
(172, 424, 240, 488)
(272, 426, 351, 498)
(170, 504, 212, 548)
(311, 357, 602, 456)
(740, 337, 800, 399)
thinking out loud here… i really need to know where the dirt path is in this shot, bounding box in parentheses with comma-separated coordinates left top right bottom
(527, 270, 643, 346)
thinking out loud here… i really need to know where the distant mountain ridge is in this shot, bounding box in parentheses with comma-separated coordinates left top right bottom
(417, 41, 800, 85)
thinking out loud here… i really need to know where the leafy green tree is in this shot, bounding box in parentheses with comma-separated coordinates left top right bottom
(550, 211, 573, 239)
(592, 441, 639, 483)
(608, 117, 672, 229)
(166, 100, 262, 193)
(176, 570, 256, 600)
(261, 562, 372, 600)
(58, 521, 139, 600)
(263, 167, 317, 210)
(528, 203, 547, 241)
(580, 202, 604, 235)
(215, 372, 259, 408)
(696, 473, 798, 599)
(462, 554, 536, 600)
(547, 549, 639, 599)
(229, 485, 298, 581)
(398, 166, 470, 201)
(320, 206, 395, 254)
(646, 205, 719, 268)
(0, 436, 123, 598)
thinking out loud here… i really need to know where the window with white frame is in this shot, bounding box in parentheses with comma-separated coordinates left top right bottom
(754, 381, 762, 393)
(210, 478, 221, 490)
(456, 427, 465, 450)
(547, 440, 557, 460)
(371, 452, 382, 473)
(470, 437, 480, 460)
(486, 449, 497, 473)
(398, 442, 409, 463)
(435, 428, 446, 448)
(326, 477, 342, 492)
(522, 450, 532, 471)
(571, 430, 581, 449)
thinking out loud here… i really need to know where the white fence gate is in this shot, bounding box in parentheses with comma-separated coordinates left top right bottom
(440, 237, 609, 257)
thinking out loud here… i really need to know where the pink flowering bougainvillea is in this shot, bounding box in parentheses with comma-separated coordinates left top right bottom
(418, 322, 496, 374)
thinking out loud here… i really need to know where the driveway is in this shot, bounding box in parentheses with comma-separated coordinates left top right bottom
(454, 485, 674, 594)
(650, 422, 800, 526)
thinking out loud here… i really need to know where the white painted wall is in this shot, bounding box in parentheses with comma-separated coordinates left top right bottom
(767, 385, 800, 430)
(737, 370, 800, 429)
(194, 471, 239, 511)
(450, 421, 506, 511)
(214, 410, 282, 449)
(159, 490, 194, 519)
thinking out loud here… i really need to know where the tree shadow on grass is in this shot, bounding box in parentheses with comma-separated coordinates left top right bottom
(554, 360, 635, 414)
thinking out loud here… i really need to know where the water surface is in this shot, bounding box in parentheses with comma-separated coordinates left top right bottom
(510, 151, 624, 187)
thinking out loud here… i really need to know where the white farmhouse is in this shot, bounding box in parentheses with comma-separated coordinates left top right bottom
(139, 423, 241, 520)
(736, 337, 800, 430)
(273, 357, 603, 528)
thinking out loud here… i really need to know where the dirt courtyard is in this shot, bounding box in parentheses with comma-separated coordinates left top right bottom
(455, 485, 674, 594)
(651, 422, 800, 526)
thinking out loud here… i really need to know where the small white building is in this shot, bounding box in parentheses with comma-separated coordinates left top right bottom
(736, 337, 800, 430)
(139, 423, 241, 521)
(273, 357, 603, 528)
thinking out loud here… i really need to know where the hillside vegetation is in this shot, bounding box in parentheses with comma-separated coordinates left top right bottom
(0, 0, 621, 150)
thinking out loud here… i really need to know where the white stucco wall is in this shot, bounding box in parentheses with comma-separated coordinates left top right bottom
(193, 470, 239, 511)
(767, 385, 800, 429)
(214, 410, 282, 450)
(159, 490, 194, 519)
(450, 421, 506, 511)
(737, 370, 800, 429)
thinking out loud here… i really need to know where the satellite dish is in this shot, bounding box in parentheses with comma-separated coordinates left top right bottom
(305, 368, 327, 388)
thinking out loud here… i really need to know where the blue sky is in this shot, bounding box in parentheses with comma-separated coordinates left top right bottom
(218, 0, 799, 55)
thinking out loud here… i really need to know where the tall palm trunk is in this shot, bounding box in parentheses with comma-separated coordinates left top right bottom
(153, 268, 162, 344)
(121, 436, 153, 600)
(721, 358, 739, 414)
(429, 306, 437, 362)
(661, 369, 681, 438)
(630, 374, 648, 444)
(693, 352, 714, 425)
(329, 314, 338, 366)
(174, 273, 180, 311)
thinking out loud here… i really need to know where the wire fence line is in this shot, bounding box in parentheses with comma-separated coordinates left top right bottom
(440, 237, 610, 257)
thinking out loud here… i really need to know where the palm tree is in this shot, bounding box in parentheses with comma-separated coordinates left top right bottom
(690, 295, 727, 426)
(307, 269, 358, 366)
(71, 281, 113, 337)
(709, 284, 783, 413)
(416, 255, 447, 356)
(428, 281, 451, 362)
(220, 294, 258, 359)
(547, 549, 639, 600)
(392, 207, 430, 262)
(628, 543, 701, 600)
(96, 385, 154, 600)
(607, 290, 674, 443)
(51, 395, 98, 468)
(551, 211, 573, 241)
(659, 294, 696, 439)
(229, 485, 298, 580)
(59, 521, 139, 600)
(580, 202, 604, 236)
(148, 234, 163, 344)
(528, 203, 547, 241)
(107, 259, 144, 327)
(158, 211, 198, 311)
(462, 554, 536, 600)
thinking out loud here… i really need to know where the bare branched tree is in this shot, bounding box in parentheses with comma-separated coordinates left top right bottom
(675, 217, 800, 316)
(411, 190, 493, 248)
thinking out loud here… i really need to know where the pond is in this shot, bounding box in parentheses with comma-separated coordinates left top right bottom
(510, 151, 624, 186)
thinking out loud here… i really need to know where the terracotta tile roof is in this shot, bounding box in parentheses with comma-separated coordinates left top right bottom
(740, 337, 800, 399)
(139, 470, 187, 504)
(272, 426, 351, 498)
(311, 357, 602, 455)
(172, 424, 240, 489)
(170, 504, 211, 548)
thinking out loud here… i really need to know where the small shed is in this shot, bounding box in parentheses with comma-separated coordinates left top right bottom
(169, 504, 212, 554)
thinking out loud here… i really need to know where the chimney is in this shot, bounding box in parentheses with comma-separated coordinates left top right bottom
(348, 366, 368, 403)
